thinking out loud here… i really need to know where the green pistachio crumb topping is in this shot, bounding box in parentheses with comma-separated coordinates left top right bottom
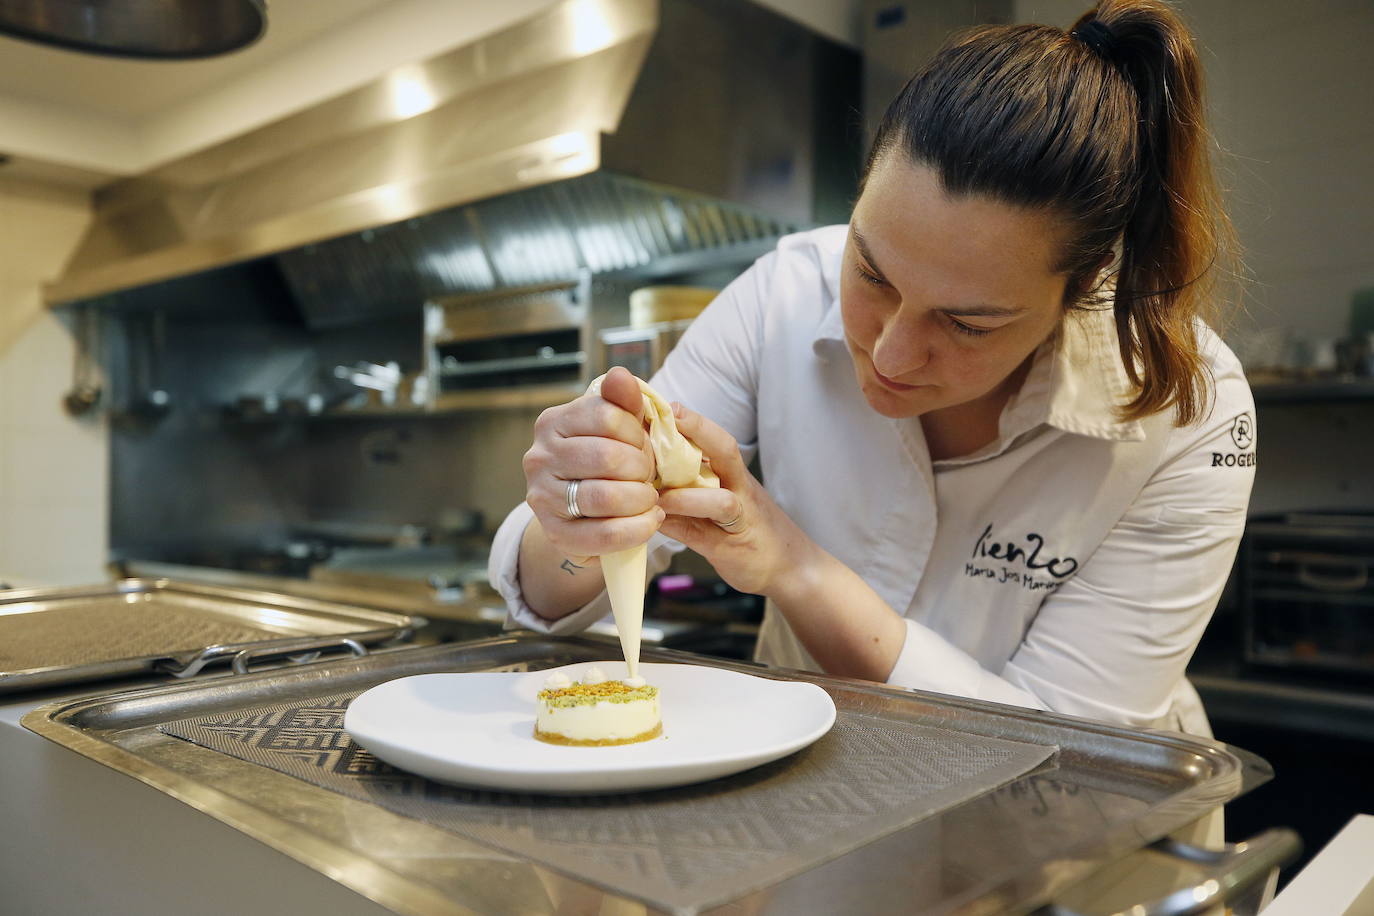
(538, 681, 658, 708)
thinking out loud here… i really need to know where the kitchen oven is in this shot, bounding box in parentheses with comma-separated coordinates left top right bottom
(423, 276, 592, 411)
(1241, 511, 1374, 676)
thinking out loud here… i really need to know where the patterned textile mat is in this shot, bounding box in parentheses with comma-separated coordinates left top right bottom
(162, 690, 1055, 915)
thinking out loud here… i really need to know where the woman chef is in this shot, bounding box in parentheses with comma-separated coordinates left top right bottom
(489, 0, 1254, 739)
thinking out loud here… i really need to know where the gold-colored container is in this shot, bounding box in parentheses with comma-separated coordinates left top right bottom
(629, 286, 717, 327)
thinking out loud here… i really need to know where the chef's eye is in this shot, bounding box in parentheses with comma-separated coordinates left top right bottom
(853, 263, 886, 287)
(947, 317, 993, 338)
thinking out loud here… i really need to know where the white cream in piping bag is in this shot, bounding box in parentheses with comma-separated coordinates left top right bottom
(585, 373, 718, 679)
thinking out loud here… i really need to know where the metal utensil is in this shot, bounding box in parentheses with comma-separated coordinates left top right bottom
(62, 307, 103, 416)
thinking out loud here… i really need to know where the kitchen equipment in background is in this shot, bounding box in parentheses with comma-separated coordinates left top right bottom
(62, 306, 103, 416)
(332, 360, 403, 407)
(628, 285, 716, 327)
(422, 276, 591, 410)
(1241, 512, 1374, 676)
(118, 309, 172, 420)
(0, 579, 413, 695)
(46, 0, 858, 308)
(600, 323, 691, 381)
(297, 515, 493, 605)
(600, 285, 716, 380)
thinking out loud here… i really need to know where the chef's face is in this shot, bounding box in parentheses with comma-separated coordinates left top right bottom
(841, 156, 1071, 421)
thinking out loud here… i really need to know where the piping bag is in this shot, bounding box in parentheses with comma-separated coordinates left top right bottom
(586, 373, 718, 680)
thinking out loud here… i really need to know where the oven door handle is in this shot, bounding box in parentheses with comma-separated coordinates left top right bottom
(1267, 550, 1369, 592)
(1041, 827, 1301, 916)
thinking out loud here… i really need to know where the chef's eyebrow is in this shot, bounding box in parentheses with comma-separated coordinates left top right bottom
(851, 225, 1027, 318)
(851, 228, 891, 285)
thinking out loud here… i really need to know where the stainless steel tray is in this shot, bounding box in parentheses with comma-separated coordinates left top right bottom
(0, 578, 414, 694)
(24, 635, 1278, 915)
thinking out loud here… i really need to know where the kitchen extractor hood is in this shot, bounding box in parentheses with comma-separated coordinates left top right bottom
(46, 0, 860, 309)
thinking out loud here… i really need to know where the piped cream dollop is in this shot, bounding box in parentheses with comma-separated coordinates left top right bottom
(581, 665, 608, 685)
(622, 675, 647, 688)
(542, 671, 572, 690)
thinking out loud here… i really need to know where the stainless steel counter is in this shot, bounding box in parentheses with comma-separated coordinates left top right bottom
(19, 634, 1296, 915)
(121, 560, 510, 625)
(0, 667, 407, 916)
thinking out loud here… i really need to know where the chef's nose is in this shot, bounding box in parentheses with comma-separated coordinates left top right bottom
(871, 306, 930, 378)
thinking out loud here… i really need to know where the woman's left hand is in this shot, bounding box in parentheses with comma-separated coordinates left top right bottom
(656, 403, 818, 598)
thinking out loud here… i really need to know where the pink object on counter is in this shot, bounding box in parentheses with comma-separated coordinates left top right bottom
(656, 574, 694, 593)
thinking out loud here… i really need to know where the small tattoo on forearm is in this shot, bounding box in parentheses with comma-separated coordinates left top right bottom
(560, 558, 586, 576)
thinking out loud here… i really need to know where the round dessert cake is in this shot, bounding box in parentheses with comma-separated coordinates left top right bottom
(534, 666, 662, 746)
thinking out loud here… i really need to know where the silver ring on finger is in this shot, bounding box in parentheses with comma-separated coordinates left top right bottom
(566, 479, 585, 520)
(718, 510, 744, 532)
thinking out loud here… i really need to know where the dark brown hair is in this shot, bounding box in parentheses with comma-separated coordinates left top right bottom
(864, 0, 1238, 426)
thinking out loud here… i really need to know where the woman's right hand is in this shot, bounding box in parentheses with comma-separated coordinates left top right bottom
(521, 366, 665, 564)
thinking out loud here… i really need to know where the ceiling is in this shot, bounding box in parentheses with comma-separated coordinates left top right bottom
(0, 0, 390, 118)
(0, 0, 858, 189)
(0, 0, 557, 183)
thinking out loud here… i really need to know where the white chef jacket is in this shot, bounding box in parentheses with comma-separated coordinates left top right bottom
(489, 225, 1256, 736)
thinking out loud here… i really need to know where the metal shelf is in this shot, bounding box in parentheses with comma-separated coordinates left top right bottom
(1251, 378, 1374, 405)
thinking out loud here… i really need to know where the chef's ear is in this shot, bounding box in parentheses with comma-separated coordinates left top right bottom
(599, 366, 646, 422)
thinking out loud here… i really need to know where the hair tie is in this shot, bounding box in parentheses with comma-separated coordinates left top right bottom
(1071, 19, 1119, 60)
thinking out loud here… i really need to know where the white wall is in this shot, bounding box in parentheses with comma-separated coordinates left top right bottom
(0, 179, 106, 586)
(1016, 0, 1374, 346)
(755, 0, 864, 46)
(1014, 0, 1374, 513)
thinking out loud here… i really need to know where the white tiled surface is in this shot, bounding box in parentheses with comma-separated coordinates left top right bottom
(0, 179, 106, 588)
(1265, 814, 1374, 916)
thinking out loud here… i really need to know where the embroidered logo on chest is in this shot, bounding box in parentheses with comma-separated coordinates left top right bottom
(964, 523, 1079, 592)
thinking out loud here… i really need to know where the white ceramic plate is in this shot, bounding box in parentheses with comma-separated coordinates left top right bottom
(343, 661, 836, 794)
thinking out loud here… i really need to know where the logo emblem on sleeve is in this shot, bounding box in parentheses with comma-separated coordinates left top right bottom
(1212, 412, 1257, 467)
(1230, 413, 1254, 450)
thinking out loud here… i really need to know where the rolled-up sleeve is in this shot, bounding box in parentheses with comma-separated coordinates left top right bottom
(489, 501, 687, 634)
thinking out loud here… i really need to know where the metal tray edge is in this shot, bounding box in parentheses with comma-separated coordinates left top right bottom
(19, 635, 1270, 916)
(19, 699, 479, 916)
(0, 578, 418, 696)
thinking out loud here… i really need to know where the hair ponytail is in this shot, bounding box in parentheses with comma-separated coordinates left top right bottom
(1084, 0, 1235, 424)
(865, 0, 1239, 426)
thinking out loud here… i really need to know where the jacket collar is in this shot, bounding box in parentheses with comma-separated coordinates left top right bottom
(813, 230, 1144, 443)
(1002, 306, 1146, 442)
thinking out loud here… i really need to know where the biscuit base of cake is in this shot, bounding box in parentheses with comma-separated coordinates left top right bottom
(534, 721, 662, 746)
(534, 674, 661, 746)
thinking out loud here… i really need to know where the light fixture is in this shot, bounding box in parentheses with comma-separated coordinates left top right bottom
(0, 0, 267, 60)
